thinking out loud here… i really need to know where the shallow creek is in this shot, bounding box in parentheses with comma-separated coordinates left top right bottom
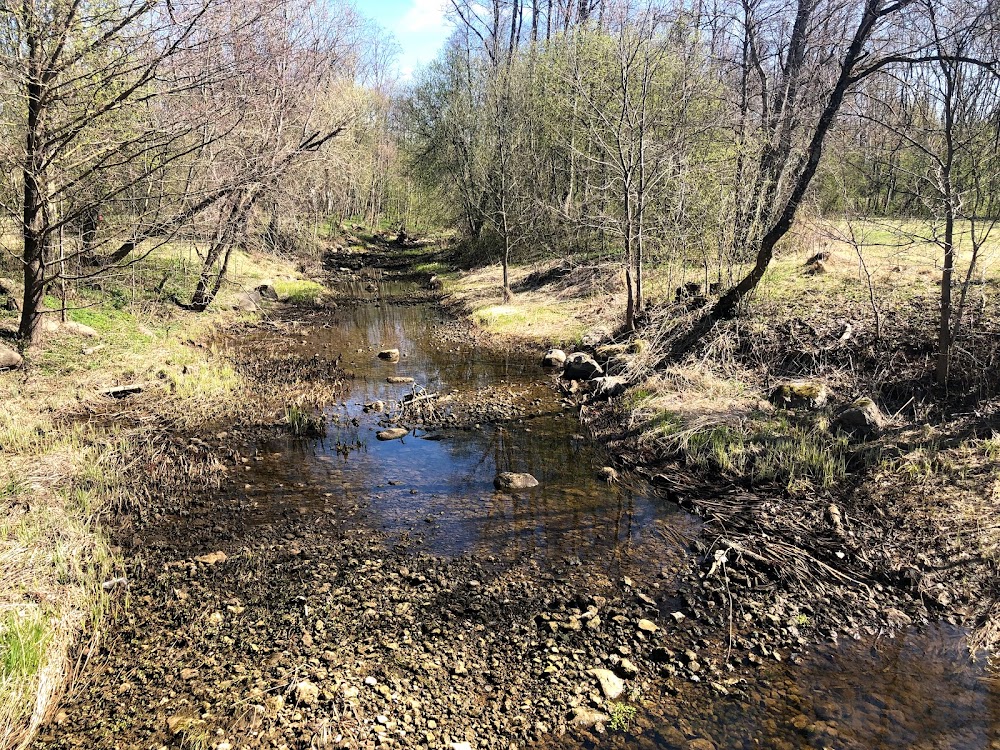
(234, 283, 1000, 749)
(35, 281, 1000, 750)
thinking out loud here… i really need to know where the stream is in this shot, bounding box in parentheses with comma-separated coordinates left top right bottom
(33, 279, 1000, 750)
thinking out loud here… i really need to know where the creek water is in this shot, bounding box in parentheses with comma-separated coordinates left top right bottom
(226, 280, 1000, 750)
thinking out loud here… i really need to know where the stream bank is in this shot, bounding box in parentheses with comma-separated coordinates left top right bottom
(25, 242, 1000, 750)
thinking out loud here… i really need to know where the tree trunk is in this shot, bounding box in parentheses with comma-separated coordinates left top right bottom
(18, 23, 47, 344)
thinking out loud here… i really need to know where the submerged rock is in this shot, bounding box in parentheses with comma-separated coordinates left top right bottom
(769, 381, 829, 409)
(542, 348, 566, 367)
(494, 472, 539, 490)
(0, 344, 23, 371)
(378, 348, 400, 362)
(562, 352, 603, 381)
(377, 427, 409, 441)
(387, 376, 414, 384)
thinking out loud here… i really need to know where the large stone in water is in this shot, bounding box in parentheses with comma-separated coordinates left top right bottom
(494, 472, 539, 491)
(378, 348, 400, 362)
(377, 427, 408, 441)
(562, 352, 603, 381)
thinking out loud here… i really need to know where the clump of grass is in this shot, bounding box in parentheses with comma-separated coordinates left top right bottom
(273, 279, 326, 306)
(285, 402, 326, 437)
(669, 414, 852, 493)
(608, 701, 637, 732)
(0, 611, 49, 684)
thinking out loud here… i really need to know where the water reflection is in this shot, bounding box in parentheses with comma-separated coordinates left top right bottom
(231, 292, 690, 568)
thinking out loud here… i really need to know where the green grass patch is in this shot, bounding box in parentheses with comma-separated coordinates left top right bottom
(273, 279, 326, 306)
(0, 611, 49, 685)
(667, 413, 853, 493)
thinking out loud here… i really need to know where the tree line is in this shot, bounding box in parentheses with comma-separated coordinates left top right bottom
(400, 0, 1000, 384)
(0, 0, 407, 341)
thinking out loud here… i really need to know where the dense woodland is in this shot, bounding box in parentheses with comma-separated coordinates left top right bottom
(2, 0, 1000, 386)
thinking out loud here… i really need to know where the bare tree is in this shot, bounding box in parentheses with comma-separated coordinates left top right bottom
(710, 0, 931, 319)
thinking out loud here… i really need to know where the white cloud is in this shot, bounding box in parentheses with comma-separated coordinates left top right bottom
(397, 0, 448, 34)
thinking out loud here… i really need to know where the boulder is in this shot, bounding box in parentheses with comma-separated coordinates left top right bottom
(376, 427, 408, 441)
(541, 348, 566, 367)
(377, 348, 400, 362)
(0, 344, 23, 370)
(493, 472, 539, 491)
(770, 381, 829, 410)
(562, 352, 603, 381)
(39, 319, 98, 337)
(835, 397, 886, 434)
(386, 376, 414, 385)
(589, 376, 628, 400)
(256, 283, 279, 301)
(233, 290, 263, 311)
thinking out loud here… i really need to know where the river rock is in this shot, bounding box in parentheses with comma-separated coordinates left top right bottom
(542, 348, 566, 367)
(570, 707, 610, 728)
(834, 397, 886, 434)
(0, 344, 22, 370)
(494, 472, 539, 490)
(387, 376, 414, 384)
(637, 618, 658, 633)
(562, 352, 603, 381)
(589, 376, 628, 400)
(378, 348, 400, 362)
(769, 381, 829, 409)
(588, 668, 624, 700)
(377, 427, 408, 440)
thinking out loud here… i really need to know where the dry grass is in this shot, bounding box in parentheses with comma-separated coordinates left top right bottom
(442, 259, 628, 345)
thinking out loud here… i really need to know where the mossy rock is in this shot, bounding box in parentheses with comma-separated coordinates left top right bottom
(769, 381, 830, 410)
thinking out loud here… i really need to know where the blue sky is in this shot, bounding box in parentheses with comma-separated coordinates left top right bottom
(359, 0, 453, 80)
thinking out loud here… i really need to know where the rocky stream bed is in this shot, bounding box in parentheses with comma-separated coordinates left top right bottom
(29, 255, 1000, 750)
